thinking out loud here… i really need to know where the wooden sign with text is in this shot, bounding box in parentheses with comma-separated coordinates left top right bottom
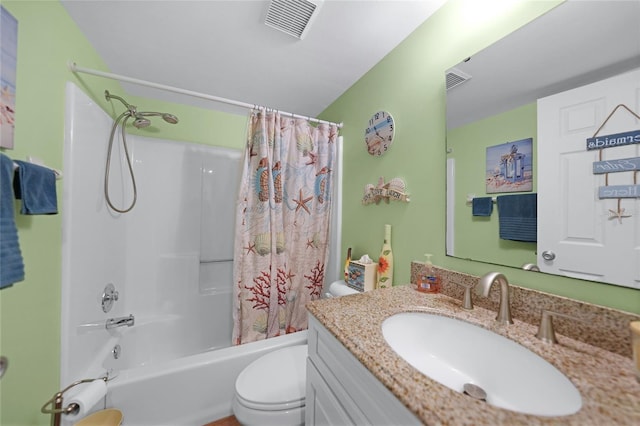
(593, 157, 640, 174)
(598, 184, 640, 199)
(586, 129, 640, 150)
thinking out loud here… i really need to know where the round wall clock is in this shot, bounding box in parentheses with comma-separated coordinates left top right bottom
(365, 111, 395, 156)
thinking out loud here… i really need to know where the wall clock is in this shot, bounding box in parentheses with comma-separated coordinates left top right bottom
(365, 111, 395, 156)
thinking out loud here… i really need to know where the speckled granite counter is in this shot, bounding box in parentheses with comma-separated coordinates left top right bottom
(306, 285, 640, 425)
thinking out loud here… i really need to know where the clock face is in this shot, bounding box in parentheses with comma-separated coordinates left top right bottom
(364, 111, 395, 156)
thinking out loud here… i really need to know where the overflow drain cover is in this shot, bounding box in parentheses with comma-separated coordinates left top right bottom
(463, 383, 487, 401)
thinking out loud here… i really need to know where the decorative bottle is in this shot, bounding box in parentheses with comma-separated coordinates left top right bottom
(344, 247, 352, 282)
(377, 224, 394, 288)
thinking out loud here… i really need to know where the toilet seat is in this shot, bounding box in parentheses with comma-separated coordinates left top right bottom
(235, 344, 307, 411)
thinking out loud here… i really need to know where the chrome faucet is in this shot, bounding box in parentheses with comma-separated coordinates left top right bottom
(476, 272, 513, 325)
(521, 263, 540, 272)
(105, 314, 135, 330)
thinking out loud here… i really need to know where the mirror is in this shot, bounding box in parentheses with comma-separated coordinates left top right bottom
(445, 1, 640, 286)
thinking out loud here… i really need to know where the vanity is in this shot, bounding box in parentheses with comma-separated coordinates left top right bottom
(305, 269, 640, 425)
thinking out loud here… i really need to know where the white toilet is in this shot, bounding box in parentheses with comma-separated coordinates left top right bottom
(232, 280, 359, 426)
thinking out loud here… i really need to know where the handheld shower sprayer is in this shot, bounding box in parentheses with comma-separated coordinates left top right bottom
(103, 90, 179, 213)
(104, 90, 179, 128)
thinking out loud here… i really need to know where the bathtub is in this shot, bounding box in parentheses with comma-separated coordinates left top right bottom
(101, 330, 307, 426)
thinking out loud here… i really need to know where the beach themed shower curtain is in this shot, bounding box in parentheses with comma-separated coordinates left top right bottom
(233, 110, 338, 344)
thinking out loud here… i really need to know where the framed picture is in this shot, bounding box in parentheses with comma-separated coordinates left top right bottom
(1, 6, 18, 149)
(485, 138, 533, 194)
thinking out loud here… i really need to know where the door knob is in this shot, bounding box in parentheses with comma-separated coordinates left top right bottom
(541, 250, 556, 261)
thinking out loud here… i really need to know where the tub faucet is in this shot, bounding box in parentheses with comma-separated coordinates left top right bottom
(105, 314, 135, 330)
(476, 272, 513, 325)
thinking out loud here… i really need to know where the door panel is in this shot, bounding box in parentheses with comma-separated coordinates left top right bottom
(538, 69, 640, 289)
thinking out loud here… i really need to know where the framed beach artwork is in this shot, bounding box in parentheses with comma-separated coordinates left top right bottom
(485, 138, 533, 194)
(1, 6, 18, 149)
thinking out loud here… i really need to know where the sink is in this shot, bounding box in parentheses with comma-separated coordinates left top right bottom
(381, 312, 582, 417)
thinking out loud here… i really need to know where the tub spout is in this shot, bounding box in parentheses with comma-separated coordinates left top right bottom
(476, 272, 513, 325)
(106, 314, 135, 330)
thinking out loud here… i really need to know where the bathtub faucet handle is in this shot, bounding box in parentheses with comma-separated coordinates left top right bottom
(102, 283, 119, 313)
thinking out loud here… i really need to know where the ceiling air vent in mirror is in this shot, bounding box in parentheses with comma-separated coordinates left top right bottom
(446, 68, 472, 91)
(264, 0, 324, 40)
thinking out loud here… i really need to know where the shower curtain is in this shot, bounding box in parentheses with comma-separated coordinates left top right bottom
(233, 110, 338, 344)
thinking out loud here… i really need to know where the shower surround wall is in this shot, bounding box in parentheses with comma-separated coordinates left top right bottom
(61, 83, 241, 385)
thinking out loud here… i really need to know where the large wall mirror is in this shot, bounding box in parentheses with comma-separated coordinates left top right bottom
(445, 0, 640, 289)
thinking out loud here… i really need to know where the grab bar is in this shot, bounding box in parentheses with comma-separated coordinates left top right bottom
(105, 314, 135, 330)
(199, 258, 233, 264)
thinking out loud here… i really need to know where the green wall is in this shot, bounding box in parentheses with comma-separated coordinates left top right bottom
(0, 2, 246, 424)
(320, 0, 639, 315)
(448, 102, 537, 267)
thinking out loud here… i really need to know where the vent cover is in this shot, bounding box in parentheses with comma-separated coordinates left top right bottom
(265, 0, 323, 39)
(446, 68, 472, 91)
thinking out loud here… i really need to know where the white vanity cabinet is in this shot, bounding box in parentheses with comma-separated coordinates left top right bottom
(306, 315, 421, 426)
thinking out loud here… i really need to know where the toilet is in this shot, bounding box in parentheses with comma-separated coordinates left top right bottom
(232, 280, 359, 426)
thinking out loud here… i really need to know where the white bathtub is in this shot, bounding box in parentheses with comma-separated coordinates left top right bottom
(103, 330, 307, 426)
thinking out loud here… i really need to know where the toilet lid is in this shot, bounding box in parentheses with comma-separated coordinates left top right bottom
(235, 344, 307, 411)
(328, 280, 360, 297)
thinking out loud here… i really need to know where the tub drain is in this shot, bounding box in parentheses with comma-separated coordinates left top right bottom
(463, 383, 487, 401)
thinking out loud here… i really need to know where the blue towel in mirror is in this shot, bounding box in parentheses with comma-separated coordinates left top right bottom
(472, 197, 493, 216)
(497, 193, 537, 242)
(0, 154, 25, 288)
(13, 160, 58, 215)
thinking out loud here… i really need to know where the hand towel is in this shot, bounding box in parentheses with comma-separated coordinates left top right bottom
(13, 160, 58, 214)
(497, 193, 537, 242)
(472, 197, 493, 216)
(0, 153, 25, 288)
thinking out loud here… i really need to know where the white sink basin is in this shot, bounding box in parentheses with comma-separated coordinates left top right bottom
(382, 312, 582, 417)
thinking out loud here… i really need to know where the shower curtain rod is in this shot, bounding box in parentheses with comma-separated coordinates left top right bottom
(68, 62, 343, 128)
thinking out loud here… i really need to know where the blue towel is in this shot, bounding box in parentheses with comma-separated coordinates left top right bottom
(472, 197, 493, 216)
(0, 153, 25, 288)
(497, 193, 537, 242)
(13, 160, 58, 215)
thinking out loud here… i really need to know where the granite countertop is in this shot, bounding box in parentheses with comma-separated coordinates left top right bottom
(306, 285, 640, 425)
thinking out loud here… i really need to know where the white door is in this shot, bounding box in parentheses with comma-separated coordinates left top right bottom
(537, 68, 640, 289)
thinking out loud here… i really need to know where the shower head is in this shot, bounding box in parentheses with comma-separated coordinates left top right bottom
(105, 91, 179, 127)
(137, 111, 179, 124)
(162, 113, 179, 124)
(133, 116, 151, 129)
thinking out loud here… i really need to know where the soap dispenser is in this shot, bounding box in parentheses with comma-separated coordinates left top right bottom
(416, 254, 440, 293)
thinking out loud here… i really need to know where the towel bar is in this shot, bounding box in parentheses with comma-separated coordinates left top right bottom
(12, 156, 63, 180)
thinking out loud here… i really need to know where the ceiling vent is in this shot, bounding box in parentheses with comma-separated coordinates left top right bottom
(446, 68, 472, 91)
(264, 0, 324, 40)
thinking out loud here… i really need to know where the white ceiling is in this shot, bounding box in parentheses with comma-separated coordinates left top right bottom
(61, 0, 447, 118)
(446, 0, 640, 129)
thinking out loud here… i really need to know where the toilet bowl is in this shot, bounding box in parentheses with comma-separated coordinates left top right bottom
(232, 280, 359, 426)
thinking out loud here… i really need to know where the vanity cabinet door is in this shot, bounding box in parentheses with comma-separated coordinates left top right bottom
(306, 314, 420, 426)
(306, 359, 356, 425)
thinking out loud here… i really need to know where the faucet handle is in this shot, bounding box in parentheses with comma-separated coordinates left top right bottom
(535, 310, 581, 344)
(451, 281, 474, 310)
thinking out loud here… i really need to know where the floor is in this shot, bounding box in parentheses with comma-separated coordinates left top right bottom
(203, 415, 241, 426)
